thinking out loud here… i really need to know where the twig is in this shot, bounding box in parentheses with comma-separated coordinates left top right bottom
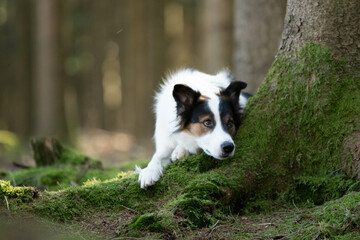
(4, 196, 10, 211)
(208, 220, 220, 238)
(257, 222, 273, 226)
(119, 203, 138, 214)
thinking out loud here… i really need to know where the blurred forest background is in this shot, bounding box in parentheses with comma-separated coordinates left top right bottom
(0, 0, 286, 167)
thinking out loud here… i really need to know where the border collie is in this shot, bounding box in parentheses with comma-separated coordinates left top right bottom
(137, 69, 250, 189)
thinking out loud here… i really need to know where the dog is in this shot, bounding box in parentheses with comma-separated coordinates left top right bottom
(137, 69, 250, 189)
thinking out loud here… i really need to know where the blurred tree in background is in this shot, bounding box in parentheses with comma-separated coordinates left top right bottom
(0, 0, 286, 165)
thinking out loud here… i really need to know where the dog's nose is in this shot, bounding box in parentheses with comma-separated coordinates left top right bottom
(221, 142, 234, 154)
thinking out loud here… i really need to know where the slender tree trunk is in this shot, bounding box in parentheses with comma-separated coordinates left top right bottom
(233, 0, 286, 94)
(18, 0, 33, 139)
(200, 0, 233, 73)
(0, 0, 33, 140)
(81, 1, 106, 130)
(121, 0, 155, 144)
(33, 0, 64, 137)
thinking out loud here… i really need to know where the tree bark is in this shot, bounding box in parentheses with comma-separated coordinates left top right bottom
(233, 0, 286, 94)
(279, 0, 360, 69)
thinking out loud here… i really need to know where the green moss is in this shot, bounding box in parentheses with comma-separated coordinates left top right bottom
(129, 213, 164, 231)
(0, 180, 36, 203)
(285, 175, 358, 205)
(6, 166, 120, 191)
(31, 175, 158, 221)
(60, 144, 102, 168)
(311, 192, 360, 236)
(30, 137, 102, 167)
(257, 191, 360, 239)
(217, 43, 360, 203)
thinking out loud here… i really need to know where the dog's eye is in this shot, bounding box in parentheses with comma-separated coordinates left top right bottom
(227, 120, 234, 128)
(203, 120, 213, 128)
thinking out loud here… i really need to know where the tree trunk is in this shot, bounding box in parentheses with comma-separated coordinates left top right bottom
(120, 0, 149, 142)
(33, 0, 65, 137)
(120, 0, 164, 146)
(0, 0, 33, 140)
(273, 0, 360, 178)
(83, 1, 107, 130)
(279, 0, 360, 69)
(227, 0, 360, 200)
(233, 0, 286, 94)
(200, 0, 233, 73)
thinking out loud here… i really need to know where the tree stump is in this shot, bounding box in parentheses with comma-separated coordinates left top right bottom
(30, 138, 63, 166)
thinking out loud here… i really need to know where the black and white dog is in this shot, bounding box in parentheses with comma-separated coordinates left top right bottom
(137, 69, 250, 189)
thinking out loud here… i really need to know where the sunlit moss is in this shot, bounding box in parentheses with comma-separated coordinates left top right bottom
(0, 180, 36, 204)
(6, 166, 120, 191)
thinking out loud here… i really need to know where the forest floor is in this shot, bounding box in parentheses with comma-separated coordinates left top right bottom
(2, 162, 359, 240)
(2, 197, 359, 240)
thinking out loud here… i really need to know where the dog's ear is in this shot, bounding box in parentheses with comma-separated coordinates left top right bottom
(221, 81, 247, 103)
(173, 84, 201, 114)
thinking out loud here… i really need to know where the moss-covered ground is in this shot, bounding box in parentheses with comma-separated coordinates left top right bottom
(1, 43, 360, 239)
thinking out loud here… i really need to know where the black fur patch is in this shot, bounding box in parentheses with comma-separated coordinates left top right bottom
(173, 84, 208, 131)
(189, 101, 214, 124)
(220, 81, 247, 131)
(177, 99, 214, 132)
(219, 98, 238, 132)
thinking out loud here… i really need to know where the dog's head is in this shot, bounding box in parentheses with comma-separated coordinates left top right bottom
(173, 81, 247, 159)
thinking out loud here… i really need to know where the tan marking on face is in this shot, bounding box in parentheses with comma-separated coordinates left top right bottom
(183, 114, 213, 137)
(184, 123, 212, 137)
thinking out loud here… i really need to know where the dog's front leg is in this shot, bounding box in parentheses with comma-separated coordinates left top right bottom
(171, 145, 189, 162)
(138, 149, 173, 189)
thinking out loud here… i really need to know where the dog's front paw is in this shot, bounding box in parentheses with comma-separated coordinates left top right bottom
(171, 146, 189, 162)
(138, 165, 162, 189)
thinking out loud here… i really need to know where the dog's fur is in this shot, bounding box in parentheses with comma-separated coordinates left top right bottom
(137, 69, 249, 189)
